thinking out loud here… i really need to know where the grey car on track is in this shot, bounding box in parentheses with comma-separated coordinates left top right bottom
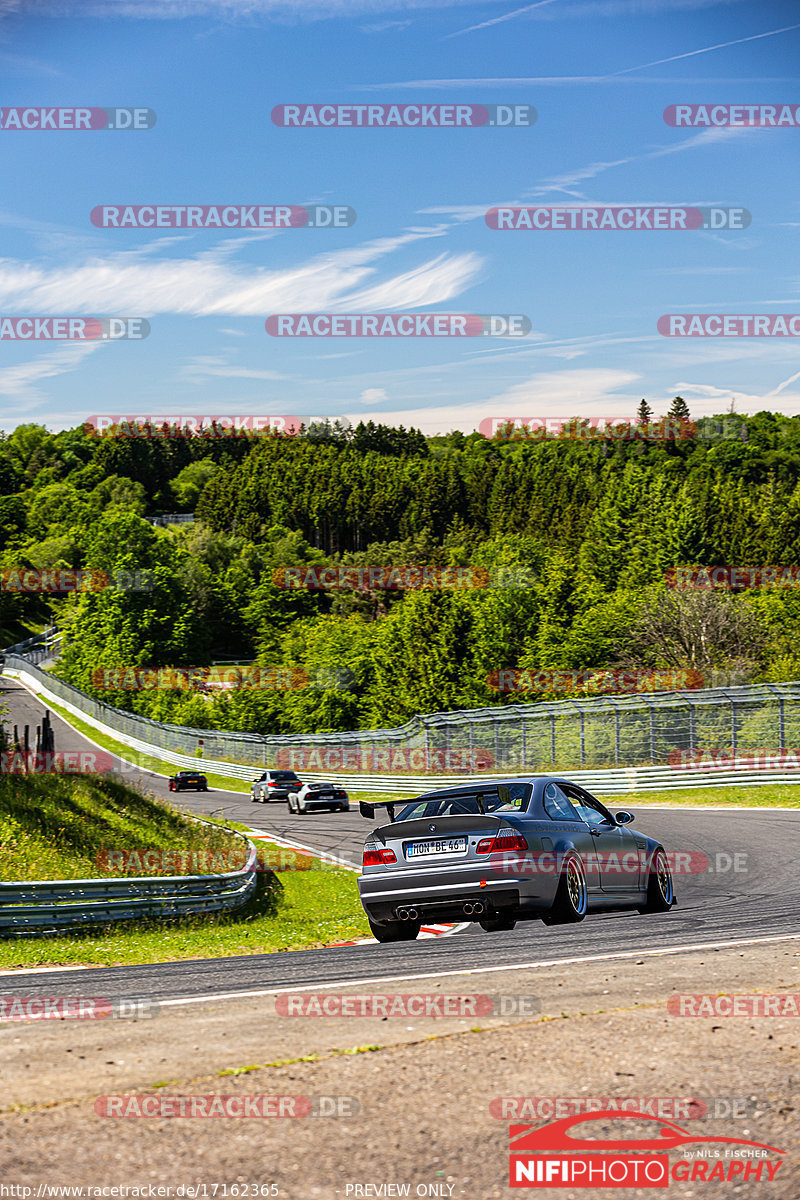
(250, 769, 302, 803)
(357, 776, 675, 942)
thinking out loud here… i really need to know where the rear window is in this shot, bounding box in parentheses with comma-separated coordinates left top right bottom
(397, 784, 531, 821)
(271, 771, 299, 780)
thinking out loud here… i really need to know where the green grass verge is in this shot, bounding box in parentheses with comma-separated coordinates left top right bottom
(0, 866, 370, 969)
(0, 771, 245, 882)
(0, 772, 370, 968)
(607, 783, 800, 808)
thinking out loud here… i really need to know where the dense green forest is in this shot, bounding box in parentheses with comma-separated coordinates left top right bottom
(1, 409, 800, 734)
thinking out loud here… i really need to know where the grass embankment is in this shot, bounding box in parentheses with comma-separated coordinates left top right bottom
(0, 773, 370, 969)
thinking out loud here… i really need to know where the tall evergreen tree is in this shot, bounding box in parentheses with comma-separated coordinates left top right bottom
(636, 398, 652, 426)
(668, 395, 691, 423)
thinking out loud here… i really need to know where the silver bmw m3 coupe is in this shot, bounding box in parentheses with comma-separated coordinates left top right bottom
(357, 776, 675, 942)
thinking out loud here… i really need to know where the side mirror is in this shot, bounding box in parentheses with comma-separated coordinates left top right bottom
(615, 810, 635, 825)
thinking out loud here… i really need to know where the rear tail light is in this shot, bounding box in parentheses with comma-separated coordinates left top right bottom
(362, 846, 397, 867)
(476, 828, 529, 855)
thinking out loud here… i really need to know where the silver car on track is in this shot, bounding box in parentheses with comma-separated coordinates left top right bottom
(357, 776, 675, 942)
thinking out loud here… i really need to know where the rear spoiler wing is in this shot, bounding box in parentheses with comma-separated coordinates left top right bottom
(359, 800, 398, 822)
(359, 788, 501, 824)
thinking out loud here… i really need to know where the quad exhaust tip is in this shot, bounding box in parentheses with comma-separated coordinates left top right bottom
(396, 906, 418, 921)
(463, 900, 485, 916)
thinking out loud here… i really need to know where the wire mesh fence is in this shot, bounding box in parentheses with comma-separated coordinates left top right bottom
(4, 654, 799, 777)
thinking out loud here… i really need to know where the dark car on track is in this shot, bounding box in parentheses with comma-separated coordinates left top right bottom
(358, 776, 676, 942)
(168, 770, 208, 792)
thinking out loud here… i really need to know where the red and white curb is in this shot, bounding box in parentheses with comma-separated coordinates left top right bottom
(245, 828, 468, 943)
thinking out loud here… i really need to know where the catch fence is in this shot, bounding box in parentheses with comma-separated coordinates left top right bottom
(3, 654, 799, 776)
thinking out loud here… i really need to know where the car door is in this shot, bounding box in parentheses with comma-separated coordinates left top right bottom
(562, 785, 644, 892)
(541, 782, 601, 894)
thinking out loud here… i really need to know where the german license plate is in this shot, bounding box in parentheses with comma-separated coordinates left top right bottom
(319, 793, 334, 800)
(406, 837, 467, 858)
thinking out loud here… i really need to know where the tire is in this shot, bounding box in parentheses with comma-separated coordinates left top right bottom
(479, 914, 517, 932)
(542, 853, 588, 925)
(251, 792, 258, 802)
(638, 848, 674, 913)
(287, 795, 297, 814)
(368, 917, 420, 943)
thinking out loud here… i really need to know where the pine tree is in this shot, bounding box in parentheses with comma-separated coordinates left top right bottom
(668, 396, 691, 423)
(636, 398, 652, 427)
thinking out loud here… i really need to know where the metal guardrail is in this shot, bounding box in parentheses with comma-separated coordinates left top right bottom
(5, 663, 800, 797)
(4, 655, 800, 774)
(1, 657, 800, 796)
(0, 825, 259, 936)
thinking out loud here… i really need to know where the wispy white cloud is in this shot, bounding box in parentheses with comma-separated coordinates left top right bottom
(180, 355, 290, 382)
(612, 21, 800, 76)
(445, 0, 558, 40)
(0, 0, 511, 21)
(348, 366, 642, 433)
(360, 18, 413, 32)
(0, 235, 483, 317)
(0, 341, 101, 403)
(361, 74, 800, 89)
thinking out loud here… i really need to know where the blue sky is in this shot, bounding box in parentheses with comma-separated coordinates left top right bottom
(0, 0, 799, 435)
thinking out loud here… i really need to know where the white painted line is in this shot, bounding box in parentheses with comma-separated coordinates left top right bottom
(246, 830, 360, 872)
(0, 965, 93, 976)
(138, 931, 800, 1011)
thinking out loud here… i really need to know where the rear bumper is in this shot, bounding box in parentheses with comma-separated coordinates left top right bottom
(358, 866, 555, 923)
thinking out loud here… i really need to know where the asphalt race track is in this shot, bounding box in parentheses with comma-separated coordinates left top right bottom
(3, 673, 799, 1003)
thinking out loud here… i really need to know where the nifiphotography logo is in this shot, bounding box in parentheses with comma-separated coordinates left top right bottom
(508, 1111, 784, 1187)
